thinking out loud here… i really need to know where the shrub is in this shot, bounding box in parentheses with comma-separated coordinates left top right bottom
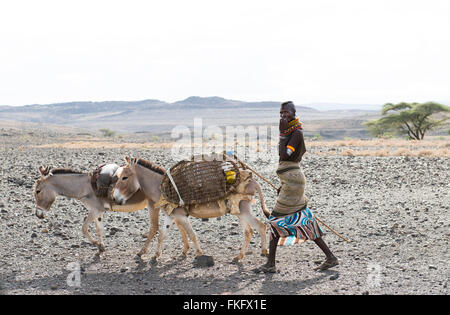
(341, 149, 355, 156)
(312, 133, 322, 140)
(393, 148, 414, 156)
(99, 128, 115, 137)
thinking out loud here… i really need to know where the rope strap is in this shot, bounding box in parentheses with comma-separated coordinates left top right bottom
(166, 167, 185, 207)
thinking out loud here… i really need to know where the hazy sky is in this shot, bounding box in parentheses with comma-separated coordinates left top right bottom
(1, 0, 449, 106)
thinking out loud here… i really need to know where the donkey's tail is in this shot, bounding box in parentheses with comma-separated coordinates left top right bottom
(254, 179, 271, 219)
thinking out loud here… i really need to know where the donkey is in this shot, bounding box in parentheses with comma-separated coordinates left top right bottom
(33, 165, 149, 253)
(112, 156, 270, 263)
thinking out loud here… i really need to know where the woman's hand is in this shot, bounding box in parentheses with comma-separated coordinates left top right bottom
(279, 118, 288, 133)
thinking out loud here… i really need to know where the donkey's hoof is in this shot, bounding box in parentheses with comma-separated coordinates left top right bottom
(150, 257, 158, 265)
(97, 244, 106, 252)
(232, 254, 244, 263)
(261, 250, 269, 257)
(231, 257, 243, 265)
(134, 254, 144, 261)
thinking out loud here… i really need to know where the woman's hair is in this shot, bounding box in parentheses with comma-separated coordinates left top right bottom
(281, 101, 296, 113)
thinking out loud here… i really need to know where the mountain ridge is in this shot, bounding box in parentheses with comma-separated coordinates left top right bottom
(0, 96, 380, 134)
(0, 96, 381, 111)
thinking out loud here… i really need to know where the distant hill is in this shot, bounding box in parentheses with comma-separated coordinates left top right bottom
(0, 96, 314, 131)
(303, 103, 382, 111)
(172, 96, 316, 111)
(0, 96, 379, 137)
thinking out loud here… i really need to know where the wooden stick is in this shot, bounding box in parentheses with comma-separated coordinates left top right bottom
(314, 216, 351, 243)
(228, 152, 351, 243)
(235, 157, 279, 191)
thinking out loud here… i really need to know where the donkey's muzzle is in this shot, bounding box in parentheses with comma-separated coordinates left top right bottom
(113, 197, 123, 205)
(112, 189, 126, 205)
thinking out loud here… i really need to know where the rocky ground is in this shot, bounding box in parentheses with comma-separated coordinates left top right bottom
(0, 130, 449, 295)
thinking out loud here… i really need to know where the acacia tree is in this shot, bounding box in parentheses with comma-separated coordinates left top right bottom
(365, 102, 450, 140)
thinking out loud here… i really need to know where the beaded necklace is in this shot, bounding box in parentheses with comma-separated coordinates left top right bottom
(280, 118, 303, 137)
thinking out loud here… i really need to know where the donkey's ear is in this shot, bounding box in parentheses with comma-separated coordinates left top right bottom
(39, 166, 50, 176)
(125, 156, 131, 164)
(131, 157, 138, 165)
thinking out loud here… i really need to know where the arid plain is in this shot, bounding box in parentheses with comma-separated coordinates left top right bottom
(0, 124, 449, 295)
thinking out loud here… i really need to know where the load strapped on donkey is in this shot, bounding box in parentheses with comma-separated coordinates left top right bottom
(159, 152, 247, 209)
(152, 151, 273, 221)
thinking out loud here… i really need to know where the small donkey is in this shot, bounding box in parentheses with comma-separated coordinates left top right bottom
(33, 165, 148, 254)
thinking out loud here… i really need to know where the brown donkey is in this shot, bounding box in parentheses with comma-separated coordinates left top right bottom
(33, 165, 148, 254)
(112, 157, 270, 263)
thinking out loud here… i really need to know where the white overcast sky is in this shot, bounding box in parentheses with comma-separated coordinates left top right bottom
(1, 0, 449, 106)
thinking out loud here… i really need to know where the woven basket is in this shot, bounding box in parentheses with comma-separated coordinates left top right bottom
(160, 155, 241, 205)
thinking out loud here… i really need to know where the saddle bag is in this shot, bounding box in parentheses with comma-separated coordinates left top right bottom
(91, 164, 119, 198)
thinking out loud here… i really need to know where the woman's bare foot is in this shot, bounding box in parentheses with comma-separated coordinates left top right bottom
(253, 264, 277, 274)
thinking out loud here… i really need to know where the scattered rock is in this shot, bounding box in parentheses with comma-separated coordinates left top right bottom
(109, 227, 122, 236)
(193, 255, 215, 268)
(1, 135, 448, 295)
(329, 274, 339, 281)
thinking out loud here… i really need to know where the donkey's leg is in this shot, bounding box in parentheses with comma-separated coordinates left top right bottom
(239, 200, 268, 257)
(233, 214, 254, 262)
(81, 198, 107, 251)
(138, 206, 160, 257)
(171, 208, 203, 257)
(152, 214, 175, 262)
(154, 215, 191, 258)
(94, 213, 106, 252)
(174, 220, 190, 258)
(151, 210, 191, 261)
(82, 210, 100, 247)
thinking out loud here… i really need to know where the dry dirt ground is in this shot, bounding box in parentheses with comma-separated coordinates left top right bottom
(0, 130, 449, 295)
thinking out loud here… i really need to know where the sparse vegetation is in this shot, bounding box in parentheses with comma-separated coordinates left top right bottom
(337, 147, 449, 157)
(99, 128, 116, 138)
(310, 138, 450, 157)
(31, 136, 450, 157)
(364, 102, 450, 140)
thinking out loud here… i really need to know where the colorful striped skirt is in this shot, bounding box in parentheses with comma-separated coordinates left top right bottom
(269, 207, 323, 246)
